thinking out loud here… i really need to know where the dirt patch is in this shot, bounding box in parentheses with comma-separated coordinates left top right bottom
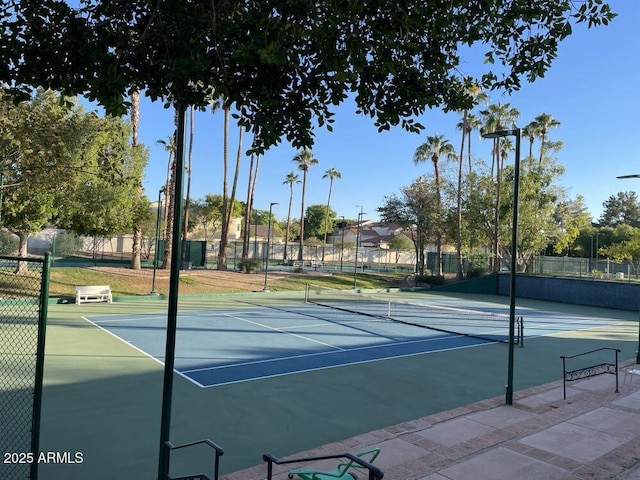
(85, 266, 328, 293)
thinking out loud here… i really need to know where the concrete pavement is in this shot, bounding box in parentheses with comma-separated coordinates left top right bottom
(222, 360, 640, 480)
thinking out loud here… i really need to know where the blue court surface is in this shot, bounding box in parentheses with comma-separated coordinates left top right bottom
(84, 296, 626, 388)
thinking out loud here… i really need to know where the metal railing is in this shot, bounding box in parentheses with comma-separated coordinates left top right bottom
(561, 348, 620, 400)
(162, 439, 224, 480)
(263, 452, 384, 480)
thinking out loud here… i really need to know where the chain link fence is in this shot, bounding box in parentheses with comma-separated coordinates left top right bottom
(532, 255, 637, 281)
(0, 255, 50, 480)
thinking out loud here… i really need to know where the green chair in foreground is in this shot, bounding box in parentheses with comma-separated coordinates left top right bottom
(287, 447, 380, 480)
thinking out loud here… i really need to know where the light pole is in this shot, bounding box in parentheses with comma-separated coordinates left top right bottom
(592, 233, 602, 272)
(617, 174, 640, 363)
(151, 187, 164, 295)
(482, 127, 521, 405)
(263, 202, 279, 291)
(253, 211, 258, 259)
(353, 206, 365, 288)
(340, 215, 345, 272)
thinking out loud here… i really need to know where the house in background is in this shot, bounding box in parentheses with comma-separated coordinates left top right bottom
(244, 224, 283, 243)
(329, 220, 409, 247)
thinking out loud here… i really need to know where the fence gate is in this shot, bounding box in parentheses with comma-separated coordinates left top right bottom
(0, 254, 50, 480)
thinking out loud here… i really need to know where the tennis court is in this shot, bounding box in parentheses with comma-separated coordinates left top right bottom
(84, 288, 626, 388)
(35, 290, 639, 479)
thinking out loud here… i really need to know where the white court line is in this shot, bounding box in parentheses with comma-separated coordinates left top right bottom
(90, 314, 166, 324)
(181, 331, 492, 374)
(82, 315, 206, 388)
(222, 312, 346, 351)
(192, 339, 492, 388)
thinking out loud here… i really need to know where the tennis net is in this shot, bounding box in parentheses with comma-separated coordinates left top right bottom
(305, 284, 522, 344)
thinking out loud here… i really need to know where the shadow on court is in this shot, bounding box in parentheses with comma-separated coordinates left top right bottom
(32, 296, 639, 479)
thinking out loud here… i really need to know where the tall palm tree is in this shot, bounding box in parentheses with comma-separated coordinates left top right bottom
(413, 134, 456, 276)
(283, 172, 300, 262)
(453, 85, 486, 280)
(157, 136, 175, 231)
(159, 109, 181, 269)
(156, 133, 176, 269)
(533, 113, 560, 168)
(242, 152, 256, 261)
(464, 113, 483, 173)
(242, 150, 261, 261)
(219, 120, 244, 270)
(523, 120, 540, 164)
(321, 167, 341, 262)
(293, 149, 319, 261)
(480, 103, 519, 272)
(217, 106, 230, 269)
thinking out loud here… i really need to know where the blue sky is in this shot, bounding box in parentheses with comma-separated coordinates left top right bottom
(135, 1, 639, 225)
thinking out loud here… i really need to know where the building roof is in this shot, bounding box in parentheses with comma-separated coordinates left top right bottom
(247, 224, 283, 240)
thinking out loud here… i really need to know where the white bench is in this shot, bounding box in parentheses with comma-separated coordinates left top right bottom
(624, 368, 640, 384)
(75, 285, 113, 305)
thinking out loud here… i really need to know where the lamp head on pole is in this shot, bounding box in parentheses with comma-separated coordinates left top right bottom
(481, 128, 520, 140)
(617, 174, 640, 179)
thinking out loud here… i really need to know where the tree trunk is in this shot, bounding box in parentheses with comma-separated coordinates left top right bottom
(161, 157, 176, 270)
(14, 233, 29, 274)
(130, 89, 142, 270)
(242, 152, 255, 261)
(493, 140, 502, 273)
(217, 108, 230, 270)
(455, 110, 467, 280)
(161, 111, 179, 270)
(321, 179, 334, 262)
(297, 170, 307, 261)
(432, 155, 443, 276)
(181, 106, 194, 268)
(219, 123, 244, 270)
(284, 183, 293, 262)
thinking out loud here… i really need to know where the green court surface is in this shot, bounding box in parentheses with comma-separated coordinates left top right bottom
(33, 291, 639, 479)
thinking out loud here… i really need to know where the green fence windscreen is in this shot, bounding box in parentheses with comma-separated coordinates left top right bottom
(156, 240, 206, 267)
(0, 255, 50, 480)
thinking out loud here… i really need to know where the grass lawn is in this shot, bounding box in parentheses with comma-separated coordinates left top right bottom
(45, 266, 409, 298)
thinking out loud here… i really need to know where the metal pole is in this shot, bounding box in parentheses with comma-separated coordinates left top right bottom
(31, 252, 51, 480)
(595, 234, 599, 272)
(505, 128, 521, 405)
(615, 175, 640, 363)
(151, 187, 163, 295)
(264, 202, 278, 291)
(157, 105, 187, 480)
(637, 307, 640, 364)
(340, 216, 345, 272)
(253, 215, 258, 258)
(482, 127, 521, 406)
(353, 206, 363, 288)
(0, 171, 4, 226)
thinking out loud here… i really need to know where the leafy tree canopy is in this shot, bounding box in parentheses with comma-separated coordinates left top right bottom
(1, 0, 615, 152)
(388, 234, 413, 252)
(599, 191, 640, 228)
(304, 204, 336, 240)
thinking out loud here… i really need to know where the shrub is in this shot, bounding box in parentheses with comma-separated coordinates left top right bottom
(237, 258, 262, 273)
(0, 231, 18, 255)
(414, 274, 445, 285)
(466, 266, 488, 279)
(54, 233, 83, 256)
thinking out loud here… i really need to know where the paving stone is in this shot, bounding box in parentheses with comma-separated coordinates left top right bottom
(437, 447, 568, 480)
(520, 422, 625, 463)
